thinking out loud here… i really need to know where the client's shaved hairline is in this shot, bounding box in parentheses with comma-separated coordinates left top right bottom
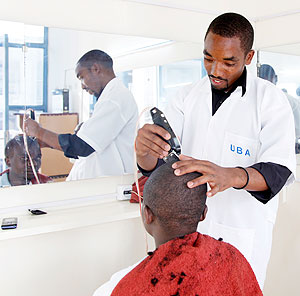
(5, 135, 40, 158)
(143, 162, 207, 232)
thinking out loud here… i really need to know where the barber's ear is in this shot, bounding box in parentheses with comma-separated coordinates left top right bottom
(245, 50, 255, 65)
(143, 205, 155, 225)
(91, 63, 101, 74)
(200, 205, 208, 222)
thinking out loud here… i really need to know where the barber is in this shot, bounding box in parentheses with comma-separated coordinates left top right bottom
(24, 49, 138, 180)
(135, 13, 295, 288)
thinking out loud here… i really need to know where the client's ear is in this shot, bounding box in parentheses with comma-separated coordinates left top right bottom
(5, 157, 10, 167)
(143, 205, 155, 225)
(200, 205, 208, 221)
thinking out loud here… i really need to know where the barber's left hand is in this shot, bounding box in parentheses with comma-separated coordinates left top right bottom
(172, 155, 239, 197)
(23, 116, 41, 138)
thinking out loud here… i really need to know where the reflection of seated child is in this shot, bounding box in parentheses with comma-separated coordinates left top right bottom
(0, 135, 51, 187)
(94, 162, 262, 296)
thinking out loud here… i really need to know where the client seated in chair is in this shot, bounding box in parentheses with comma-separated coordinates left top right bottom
(0, 135, 51, 187)
(94, 161, 262, 295)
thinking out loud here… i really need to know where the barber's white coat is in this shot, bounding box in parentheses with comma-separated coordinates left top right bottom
(67, 78, 138, 180)
(165, 70, 296, 287)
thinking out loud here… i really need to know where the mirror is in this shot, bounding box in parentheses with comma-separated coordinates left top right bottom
(258, 47, 300, 154)
(2, 19, 299, 190)
(0, 19, 206, 188)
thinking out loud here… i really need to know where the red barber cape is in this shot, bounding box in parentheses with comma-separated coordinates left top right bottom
(130, 175, 148, 203)
(111, 232, 262, 296)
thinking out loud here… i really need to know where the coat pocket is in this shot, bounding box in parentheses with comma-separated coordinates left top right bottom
(221, 132, 259, 168)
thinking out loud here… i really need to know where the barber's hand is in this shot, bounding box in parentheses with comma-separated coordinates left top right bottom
(172, 155, 241, 197)
(23, 117, 41, 138)
(136, 124, 171, 159)
(37, 139, 52, 149)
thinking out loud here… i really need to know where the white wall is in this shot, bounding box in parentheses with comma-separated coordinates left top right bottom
(0, 216, 150, 296)
(0, 0, 300, 53)
(0, 0, 213, 43)
(264, 182, 300, 295)
(0, 175, 156, 296)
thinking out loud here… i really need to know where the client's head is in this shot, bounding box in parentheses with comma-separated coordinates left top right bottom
(5, 135, 41, 184)
(142, 162, 207, 247)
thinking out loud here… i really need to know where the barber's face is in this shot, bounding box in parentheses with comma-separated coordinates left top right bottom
(203, 32, 254, 91)
(6, 144, 41, 181)
(75, 64, 103, 99)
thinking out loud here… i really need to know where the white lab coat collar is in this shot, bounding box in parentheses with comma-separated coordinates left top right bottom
(97, 77, 119, 103)
(201, 68, 255, 111)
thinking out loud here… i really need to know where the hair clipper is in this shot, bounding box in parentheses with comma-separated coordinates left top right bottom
(150, 107, 181, 162)
(30, 110, 35, 120)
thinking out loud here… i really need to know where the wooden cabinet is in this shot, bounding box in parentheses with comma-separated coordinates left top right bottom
(38, 113, 79, 181)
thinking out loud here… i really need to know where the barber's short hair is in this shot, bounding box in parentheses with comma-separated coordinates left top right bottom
(143, 162, 207, 232)
(205, 12, 254, 54)
(5, 135, 40, 158)
(77, 49, 113, 69)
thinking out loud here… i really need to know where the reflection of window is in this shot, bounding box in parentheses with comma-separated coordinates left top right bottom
(118, 67, 157, 118)
(118, 60, 203, 126)
(118, 59, 203, 113)
(0, 21, 48, 171)
(118, 71, 132, 90)
(0, 22, 48, 132)
(260, 51, 300, 97)
(159, 60, 202, 110)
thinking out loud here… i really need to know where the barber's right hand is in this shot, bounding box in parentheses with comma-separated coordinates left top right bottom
(37, 139, 51, 149)
(135, 124, 171, 159)
(23, 116, 41, 138)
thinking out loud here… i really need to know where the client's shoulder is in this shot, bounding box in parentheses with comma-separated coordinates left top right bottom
(197, 233, 247, 261)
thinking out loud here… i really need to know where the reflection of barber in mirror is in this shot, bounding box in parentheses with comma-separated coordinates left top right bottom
(258, 64, 300, 151)
(0, 135, 52, 187)
(24, 50, 138, 181)
(135, 13, 296, 288)
(94, 162, 262, 295)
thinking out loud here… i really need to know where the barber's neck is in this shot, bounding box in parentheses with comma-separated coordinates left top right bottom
(102, 71, 116, 89)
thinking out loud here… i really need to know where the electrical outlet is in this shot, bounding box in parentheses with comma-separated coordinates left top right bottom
(117, 185, 132, 201)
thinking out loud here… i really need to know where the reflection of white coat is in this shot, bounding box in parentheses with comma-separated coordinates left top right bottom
(67, 78, 138, 181)
(165, 71, 296, 288)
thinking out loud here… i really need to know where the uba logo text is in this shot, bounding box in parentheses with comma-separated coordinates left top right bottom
(230, 144, 250, 157)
